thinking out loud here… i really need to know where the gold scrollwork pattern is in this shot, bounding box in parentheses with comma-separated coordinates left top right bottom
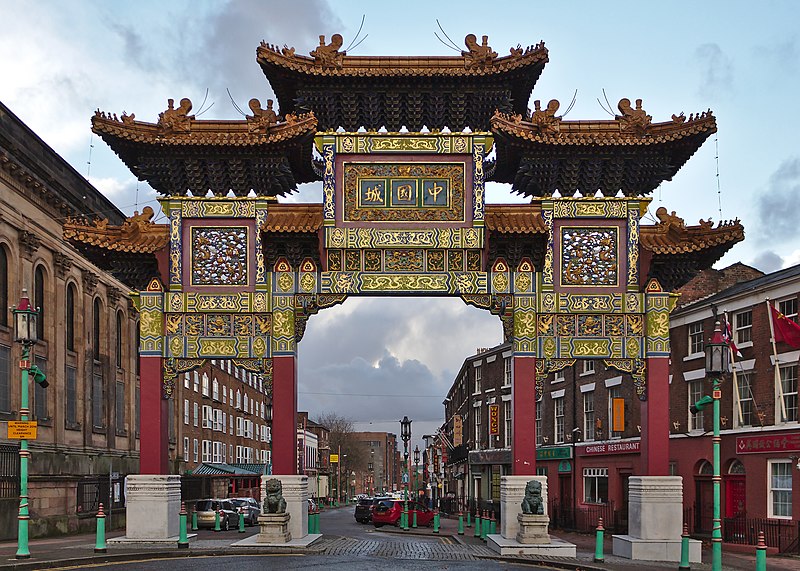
(473, 142, 485, 221)
(169, 210, 182, 286)
(627, 207, 640, 289)
(604, 358, 647, 400)
(162, 358, 205, 399)
(255, 207, 267, 285)
(542, 209, 554, 286)
(323, 143, 335, 220)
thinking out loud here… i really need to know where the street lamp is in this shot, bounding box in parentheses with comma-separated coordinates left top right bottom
(400, 416, 412, 530)
(691, 321, 729, 571)
(413, 445, 420, 495)
(12, 289, 44, 559)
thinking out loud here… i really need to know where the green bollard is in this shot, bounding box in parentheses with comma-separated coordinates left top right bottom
(433, 510, 439, 533)
(412, 509, 418, 528)
(481, 510, 488, 541)
(467, 509, 472, 528)
(191, 509, 198, 531)
(678, 522, 690, 570)
(458, 511, 464, 535)
(755, 530, 767, 571)
(315, 510, 320, 534)
(474, 511, 481, 537)
(307, 509, 313, 534)
(594, 517, 605, 563)
(213, 509, 221, 532)
(489, 511, 496, 535)
(95, 503, 107, 553)
(238, 511, 245, 533)
(178, 502, 189, 549)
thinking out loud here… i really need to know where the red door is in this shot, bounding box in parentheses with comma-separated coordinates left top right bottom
(725, 475, 746, 518)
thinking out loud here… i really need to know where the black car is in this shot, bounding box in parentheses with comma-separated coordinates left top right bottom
(354, 496, 392, 524)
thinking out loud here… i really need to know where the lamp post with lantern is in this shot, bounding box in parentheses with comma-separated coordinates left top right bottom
(12, 289, 47, 559)
(690, 321, 729, 571)
(400, 416, 412, 531)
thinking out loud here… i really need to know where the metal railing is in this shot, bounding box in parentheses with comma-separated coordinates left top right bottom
(723, 516, 799, 554)
(0, 444, 19, 500)
(76, 477, 125, 516)
(549, 499, 625, 534)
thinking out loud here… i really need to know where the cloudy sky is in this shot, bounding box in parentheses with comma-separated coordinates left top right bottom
(3, 0, 800, 450)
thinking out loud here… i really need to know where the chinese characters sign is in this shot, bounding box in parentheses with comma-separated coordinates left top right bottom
(736, 434, 800, 454)
(489, 404, 499, 436)
(453, 415, 463, 447)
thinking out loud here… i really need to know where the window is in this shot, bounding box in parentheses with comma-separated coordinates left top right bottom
(135, 383, 140, 436)
(0, 345, 10, 413)
(66, 284, 76, 352)
(115, 381, 125, 433)
(554, 369, 565, 383)
(212, 441, 223, 463)
(201, 374, 209, 397)
(735, 310, 752, 344)
(583, 392, 595, 442)
(554, 397, 565, 443)
(608, 387, 623, 438)
(193, 402, 199, 427)
(778, 365, 798, 423)
(222, 384, 227, 404)
(535, 399, 542, 446)
(582, 360, 595, 375)
(184, 372, 190, 389)
(212, 379, 219, 401)
(65, 366, 77, 427)
(474, 366, 482, 394)
(33, 356, 47, 420)
(115, 312, 124, 368)
(93, 298, 102, 360)
(202, 405, 212, 429)
(183, 437, 189, 462)
(503, 357, 512, 386)
(184, 399, 189, 425)
(92, 370, 104, 428)
(583, 467, 608, 503)
(474, 406, 481, 446)
(244, 393, 249, 413)
(34, 265, 45, 340)
(0, 246, 7, 327)
(779, 298, 798, 323)
(193, 371, 199, 392)
(236, 390, 241, 409)
(193, 439, 199, 463)
(768, 460, 792, 518)
(689, 322, 704, 355)
(202, 440, 211, 463)
(735, 373, 753, 427)
(504, 400, 512, 448)
(689, 379, 706, 431)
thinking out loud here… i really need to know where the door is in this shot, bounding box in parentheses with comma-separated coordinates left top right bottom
(559, 474, 573, 528)
(725, 475, 746, 518)
(695, 478, 713, 534)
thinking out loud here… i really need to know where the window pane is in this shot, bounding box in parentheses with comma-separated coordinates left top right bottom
(66, 285, 75, 351)
(0, 345, 9, 413)
(66, 366, 77, 426)
(115, 381, 125, 432)
(0, 247, 7, 327)
(35, 266, 45, 340)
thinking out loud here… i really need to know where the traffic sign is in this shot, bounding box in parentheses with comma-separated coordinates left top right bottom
(330, 454, 339, 463)
(8, 421, 37, 440)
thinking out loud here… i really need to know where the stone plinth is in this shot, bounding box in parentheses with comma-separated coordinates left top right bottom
(256, 513, 291, 543)
(612, 476, 701, 563)
(263, 475, 307, 541)
(516, 513, 550, 544)
(499, 475, 548, 540)
(124, 475, 181, 540)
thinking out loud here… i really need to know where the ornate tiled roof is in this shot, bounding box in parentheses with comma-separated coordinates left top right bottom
(484, 204, 548, 233)
(63, 206, 168, 253)
(90, 99, 319, 197)
(489, 99, 717, 197)
(257, 34, 548, 131)
(264, 204, 323, 233)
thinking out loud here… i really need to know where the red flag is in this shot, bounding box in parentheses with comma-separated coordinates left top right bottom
(770, 304, 800, 348)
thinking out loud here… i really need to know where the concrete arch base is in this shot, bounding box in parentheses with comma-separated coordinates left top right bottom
(612, 476, 701, 563)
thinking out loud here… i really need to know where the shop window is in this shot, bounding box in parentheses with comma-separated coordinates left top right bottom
(778, 365, 798, 423)
(688, 322, 703, 355)
(735, 373, 754, 427)
(583, 467, 608, 504)
(735, 310, 752, 344)
(768, 460, 792, 519)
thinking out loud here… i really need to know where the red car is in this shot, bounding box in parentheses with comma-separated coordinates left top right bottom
(372, 499, 434, 527)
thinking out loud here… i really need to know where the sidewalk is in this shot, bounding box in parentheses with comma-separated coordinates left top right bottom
(1, 518, 799, 571)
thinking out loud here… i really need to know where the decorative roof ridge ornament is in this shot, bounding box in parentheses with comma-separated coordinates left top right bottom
(616, 98, 652, 135)
(530, 99, 561, 134)
(309, 34, 346, 69)
(157, 98, 194, 134)
(462, 34, 498, 69)
(246, 98, 279, 133)
(655, 206, 686, 232)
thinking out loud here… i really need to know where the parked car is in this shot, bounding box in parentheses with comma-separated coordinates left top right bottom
(372, 499, 434, 528)
(355, 496, 392, 524)
(194, 499, 238, 530)
(307, 498, 317, 512)
(230, 497, 261, 526)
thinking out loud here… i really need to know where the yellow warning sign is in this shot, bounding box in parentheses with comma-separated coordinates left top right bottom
(8, 421, 37, 440)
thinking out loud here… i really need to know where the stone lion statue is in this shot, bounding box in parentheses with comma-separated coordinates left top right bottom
(263, 478, 287, 514)
(521, 479, 544, 515)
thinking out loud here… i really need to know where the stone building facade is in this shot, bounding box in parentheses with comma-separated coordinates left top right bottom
(0, 101, 139, 538)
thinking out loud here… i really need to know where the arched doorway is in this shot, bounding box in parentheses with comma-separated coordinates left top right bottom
(725, 460, 746, 518)
(694, 460, 713, 534)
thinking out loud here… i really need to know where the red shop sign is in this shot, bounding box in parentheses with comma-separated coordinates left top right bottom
(583, 441, 640, 455)
(736, 433, 800, 454)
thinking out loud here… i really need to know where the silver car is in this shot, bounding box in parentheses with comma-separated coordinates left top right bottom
(230, 497, 261, 525)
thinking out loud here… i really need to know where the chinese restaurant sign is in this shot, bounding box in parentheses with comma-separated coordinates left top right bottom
(736, 434, 800, 454)
(489, 405, 499, 436)
(583, 441, 640, 455)
(453, 415, 463, 447)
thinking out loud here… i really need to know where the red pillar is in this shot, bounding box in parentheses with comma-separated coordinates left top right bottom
(512, 355, 536, 475)
(272, 354, 298, 475)
(641, 356, 670, 475)
(139, 355, 169, 474)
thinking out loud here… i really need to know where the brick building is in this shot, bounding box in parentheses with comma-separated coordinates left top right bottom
(351, 431, 400, 496)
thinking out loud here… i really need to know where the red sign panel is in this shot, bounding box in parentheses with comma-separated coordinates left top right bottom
(583, 441, 640, 455)
(489, 405, 500, 436)
(736, 434, 800, 454)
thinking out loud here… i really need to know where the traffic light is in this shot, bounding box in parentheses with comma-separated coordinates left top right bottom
(28, 365, 48, 388)
(690, 395, 713, 415)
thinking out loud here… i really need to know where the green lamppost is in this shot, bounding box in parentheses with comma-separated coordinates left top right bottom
(691, 321, 728, 571)
(12, 290, 47, 559)
(400, 416, 412, 531)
